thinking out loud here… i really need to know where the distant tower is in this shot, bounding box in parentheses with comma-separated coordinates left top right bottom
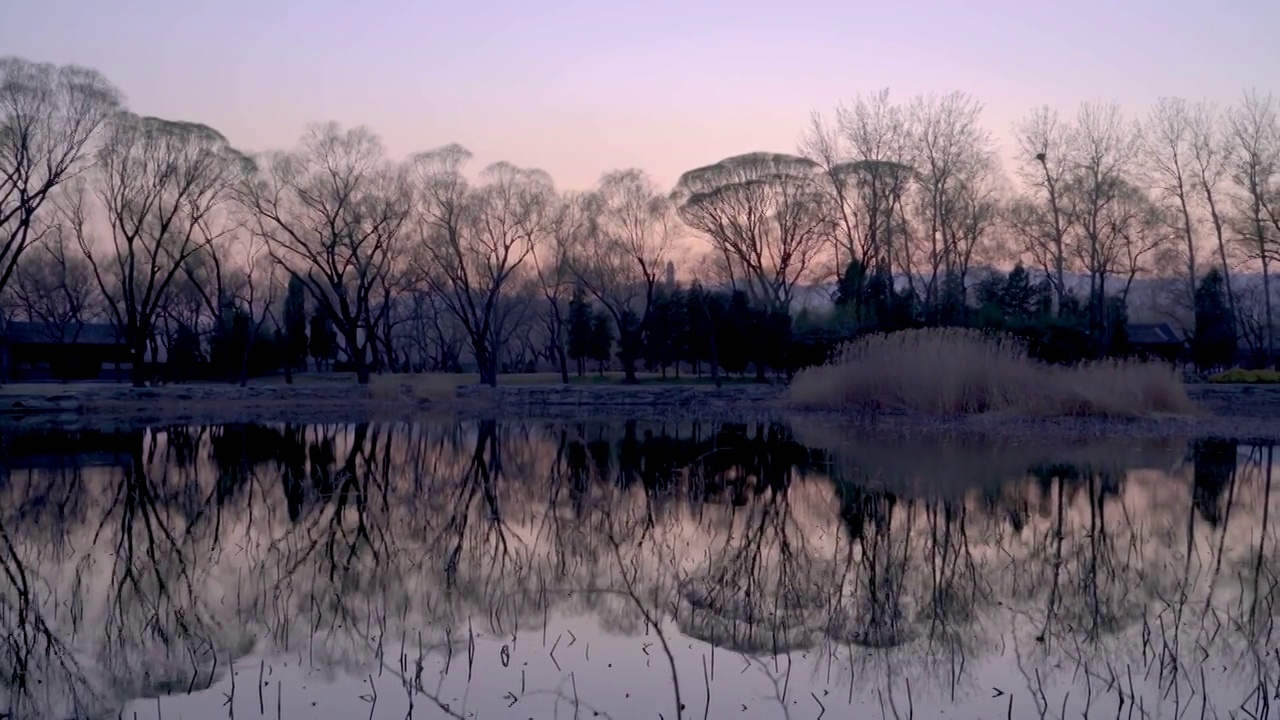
(665, 261, 676, 288)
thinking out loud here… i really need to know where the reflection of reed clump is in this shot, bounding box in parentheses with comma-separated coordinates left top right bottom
(0, 421, 1277, 719)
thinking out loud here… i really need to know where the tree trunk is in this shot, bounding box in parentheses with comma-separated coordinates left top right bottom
(558, 345, 569, 384)
(708, 334, 721, 389)
(130, 338, 147, 388)
(346, 329, 370, 384)
(1264, 256, 1275, 369)
(239, 334, 257, 388)
(475, 338, 498, 387)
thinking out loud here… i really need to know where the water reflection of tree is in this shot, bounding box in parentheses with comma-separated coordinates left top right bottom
(7, 422, 1280, 718)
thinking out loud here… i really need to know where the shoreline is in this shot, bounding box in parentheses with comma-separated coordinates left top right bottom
(0, 379, 1272, 440)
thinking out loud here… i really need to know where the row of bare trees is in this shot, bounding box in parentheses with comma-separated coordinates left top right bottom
(4, 56, 1279, 385)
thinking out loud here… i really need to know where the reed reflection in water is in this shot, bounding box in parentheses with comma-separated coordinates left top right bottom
(0, 421, 1277, 719)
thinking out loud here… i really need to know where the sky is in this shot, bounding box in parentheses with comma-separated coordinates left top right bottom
(4, 0, 1278, 190)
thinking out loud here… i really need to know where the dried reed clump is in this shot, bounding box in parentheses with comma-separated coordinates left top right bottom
(789, 328, 1195, 417)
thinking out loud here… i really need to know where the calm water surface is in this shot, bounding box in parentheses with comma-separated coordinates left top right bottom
(1, 420, 1278, 719)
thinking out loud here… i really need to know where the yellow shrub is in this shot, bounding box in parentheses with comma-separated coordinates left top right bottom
(1208, 368, 1280, 384)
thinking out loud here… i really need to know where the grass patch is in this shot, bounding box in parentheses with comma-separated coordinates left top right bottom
(789, 328, 1194, 417)
(1208, 368, 1280, 384)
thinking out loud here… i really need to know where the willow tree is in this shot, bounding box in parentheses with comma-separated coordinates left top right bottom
(802, 89, 915, 278)
(240, 123, 411, 384)
(410, 144, 554, 387)
(673, 152, 828, 313)
(569, 169, 673, 383)
(533, 192, 593, 384)
(0, 57, 121, 302)
(72, 113, 249, 386)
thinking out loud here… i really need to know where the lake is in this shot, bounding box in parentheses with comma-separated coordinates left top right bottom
(1, 420, 1277, 719)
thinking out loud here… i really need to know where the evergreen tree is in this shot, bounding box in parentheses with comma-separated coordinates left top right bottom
(720, 290, 753, 375)
(1001, 264, 1036, 320)
(1193, 268, 1237, 372)
(616, 308, 643, 380)
(167, 322, 203, 381)
(284, 275, 309, 380)
(937, 271, 967, 326)
(588, 311, 614, 376)
(643, 289, 687, 377)
(834, 258, 868, 310)
(309, 310, 337, 372)
(664, 288, 688, 376)
(682, 285, 712, 375)
(567, 285, 593, 377)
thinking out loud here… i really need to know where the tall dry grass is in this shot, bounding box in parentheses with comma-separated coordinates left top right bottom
(789, 328, 1195, 417)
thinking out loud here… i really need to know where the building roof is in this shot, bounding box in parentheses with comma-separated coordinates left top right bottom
(1127, 322, 1183, 345)
(2, 321, 123, 346)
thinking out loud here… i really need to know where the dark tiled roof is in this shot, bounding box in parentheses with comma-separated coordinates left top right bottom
(2, 321, 123, 345)
(1127, 322, 1183, 345)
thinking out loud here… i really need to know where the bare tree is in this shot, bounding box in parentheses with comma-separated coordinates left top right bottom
(1102, 180, 1169, 303)
(801, 89, 914, 278)
(674, 153, 827, 313)
(1226, 92, 1279, 364)
(1189, 103, 1238, 325)
(532, 192, 591, 383)
(907, 91, 993, 307)
(0, 58, 121, 302)
(1014, 106, 1077, 311)
(1142, 97, 1201, 312)
(411, 145, 553, 386)
(222, 234, 281, 386)
(1067, 102, 1142, 326)
(240, 123, 411, 384)
(571, 169, 673, 383)
(942, 150, 1004, 289)
(8, 224, 98, 336)
(71, 114, 248, 386)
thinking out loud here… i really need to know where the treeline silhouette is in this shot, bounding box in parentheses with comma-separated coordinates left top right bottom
(2, 57, 1276, 386)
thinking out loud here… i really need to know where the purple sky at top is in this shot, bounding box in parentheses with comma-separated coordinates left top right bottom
(5, 0, 1277, 190)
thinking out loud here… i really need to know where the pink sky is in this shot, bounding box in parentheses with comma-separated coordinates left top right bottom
(5, 0, 1277, 189)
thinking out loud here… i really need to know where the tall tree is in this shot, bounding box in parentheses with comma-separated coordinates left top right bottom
(1226, 92, 1279, 365)
(801, 89, 914, 277)
(411, 145, 553, 386)
(533, 192, 590, 383)
(309, 309, 337, 371)
(570, 169, 673, 383)
(674, 153, 827, 313)
(1189, 102, 1237, 329)
(1193, 268, 1237, 372)
(1068, 102, 1142, 329)
(566, 284, 592, 378)
(283, 274, 308, 379)
(907, 91, 994, 308)
(587, 309, 613, 376)
(72, 114, 248, 386)
(1143, 97, 1201, 312)
(0, 58, 121, 302)
(1013, 106, 1076, 312)
(239, 123, 410, 384)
